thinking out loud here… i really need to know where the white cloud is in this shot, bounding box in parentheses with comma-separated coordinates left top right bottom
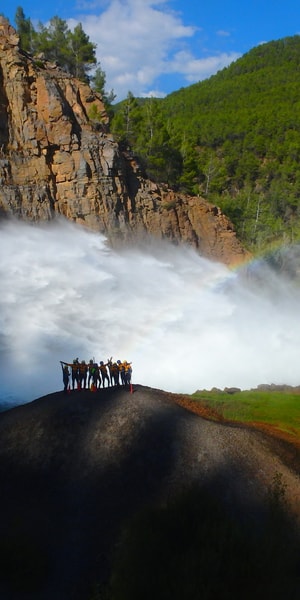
(141, 89, 166, 99)
(69, 1, 240, 99)
(169, 50, 241, 83)
(216, 29, 231, 37)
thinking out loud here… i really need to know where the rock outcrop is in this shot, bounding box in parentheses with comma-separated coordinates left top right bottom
(0, 18, 249, 265)
(0, 386, 299, 599)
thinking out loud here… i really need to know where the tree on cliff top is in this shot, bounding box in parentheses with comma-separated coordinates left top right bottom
(14, 6, 33, 53)
(90, 62, 116, 110)
(14, 7, 96, 83)
(67, 22, 97, 81)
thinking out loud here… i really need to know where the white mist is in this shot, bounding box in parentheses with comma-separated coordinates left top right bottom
(1, 218, 300, 406)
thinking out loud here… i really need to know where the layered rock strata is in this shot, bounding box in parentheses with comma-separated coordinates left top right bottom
(0, 18, 249, 265)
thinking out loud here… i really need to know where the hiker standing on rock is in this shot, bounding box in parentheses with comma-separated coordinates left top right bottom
(123, 361, 132, 386)
(108, 360, 120, 386)
(60, 359, 80, 390)
(99, 361, 110, 387)
(60, 362, 70, 394)
(79, 360, 88, 389)
(90, 361, 100, 389)
(70, 359, 80, 390)
(117, 360, 125, 385)
(87, 360, 94, 389)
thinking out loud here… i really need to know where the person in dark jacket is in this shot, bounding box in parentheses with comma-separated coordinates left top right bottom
(62, 359, 80, 390)
(71, 359, 80, 389)
(60, 362, 70, 394)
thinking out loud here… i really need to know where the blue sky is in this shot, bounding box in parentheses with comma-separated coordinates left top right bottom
(2, 1, 300, 101)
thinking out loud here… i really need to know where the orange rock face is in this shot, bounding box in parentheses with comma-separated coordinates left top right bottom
(0, 17, 250, 266)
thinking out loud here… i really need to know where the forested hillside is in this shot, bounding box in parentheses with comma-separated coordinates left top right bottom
(111, 36, 300, 251)
(4, 6, 300, 253)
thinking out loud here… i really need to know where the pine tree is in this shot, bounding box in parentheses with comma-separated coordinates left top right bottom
(91, 63, 116, 107)
(33, 16, 71, 69)
(14, 6, 34, 53)
(68, 23, 96, 81)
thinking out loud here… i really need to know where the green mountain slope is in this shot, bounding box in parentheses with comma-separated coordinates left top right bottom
(111, 36, 300, 252)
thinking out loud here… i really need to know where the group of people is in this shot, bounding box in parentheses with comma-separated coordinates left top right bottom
(60, 357, 132, 393)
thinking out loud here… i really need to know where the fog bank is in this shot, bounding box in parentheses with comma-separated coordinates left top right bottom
(1, 218, 300, 406)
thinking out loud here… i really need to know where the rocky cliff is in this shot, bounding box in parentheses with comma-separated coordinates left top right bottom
(0, 18, 249, 265)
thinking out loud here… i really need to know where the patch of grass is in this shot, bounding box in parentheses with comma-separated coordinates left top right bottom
(191, 390, 300, 441)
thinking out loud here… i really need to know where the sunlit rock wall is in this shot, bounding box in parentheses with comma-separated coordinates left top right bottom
(0, 17, 249, 266)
